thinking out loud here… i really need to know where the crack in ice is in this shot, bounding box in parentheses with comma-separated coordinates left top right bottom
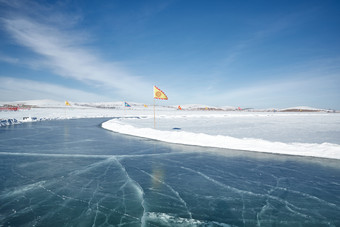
(181, 166, 319, 222)
(139, 169, 193, 220)
(113, 157, 147, 226)
(91, 202, 99, 227)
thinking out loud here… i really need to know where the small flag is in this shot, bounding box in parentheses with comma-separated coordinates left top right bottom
(154, 86, 168, 100)
(125, 102, 131, 107)
(178, 105, 182, 110)
(144, 104, 148, 108)
(65, 101, 71, 106)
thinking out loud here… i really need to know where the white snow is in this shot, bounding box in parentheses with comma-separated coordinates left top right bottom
(1, 100, 340, 160)
(102, 115, 340, 160)
(0, 99, 68, 107)
(281, 106, 322, 111)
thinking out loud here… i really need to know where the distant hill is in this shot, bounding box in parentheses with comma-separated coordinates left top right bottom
(0, 100, 337, 112)
(280, 106, 326, 112)
(174, 104, 237, 111)
(0, 99, 65, 108)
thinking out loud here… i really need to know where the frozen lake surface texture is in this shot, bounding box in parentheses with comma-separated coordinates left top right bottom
(1, 118, 340, 226)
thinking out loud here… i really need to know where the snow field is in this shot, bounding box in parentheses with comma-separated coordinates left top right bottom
(102, 115, 340, 160)
(1, 104, 340, 160)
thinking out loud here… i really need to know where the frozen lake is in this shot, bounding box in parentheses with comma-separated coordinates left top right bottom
(1, 118, 340, 226)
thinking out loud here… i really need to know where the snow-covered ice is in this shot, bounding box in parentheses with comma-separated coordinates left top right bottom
(1, 100, 340, 160)
(102, 113, 340, 160)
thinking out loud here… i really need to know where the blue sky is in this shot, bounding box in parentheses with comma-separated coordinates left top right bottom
(0, 0, 339, 109)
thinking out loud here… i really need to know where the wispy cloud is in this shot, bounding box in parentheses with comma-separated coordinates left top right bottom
(207, 71, 340, 108)
(0, 77, 109, 102)
(0, 54, 19, 64)
(1, 1, 151, 101)
(217, 10, 316, 70)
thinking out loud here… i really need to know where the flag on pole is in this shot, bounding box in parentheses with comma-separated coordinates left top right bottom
(125, 102, 131, 107)
(153, 86, 168, 129)
(153, 86, 168, 100)
(65, 101, 71, 106)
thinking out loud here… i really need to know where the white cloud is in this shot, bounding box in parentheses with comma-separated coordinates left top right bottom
(207, 73, 340, 108)
(0, 77, 110, 102)
(1, 10, 151, 101)
(0, 54, 19, 64)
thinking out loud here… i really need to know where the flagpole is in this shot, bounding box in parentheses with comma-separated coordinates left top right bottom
(153, 85, 167, 129)
(153, 98, 155, 128)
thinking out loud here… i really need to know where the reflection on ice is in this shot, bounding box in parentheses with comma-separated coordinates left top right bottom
(2, 151, 339, 226)
(140, 169, 193, 220)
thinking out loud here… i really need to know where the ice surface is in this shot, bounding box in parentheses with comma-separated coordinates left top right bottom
(1, 118, 340, 226)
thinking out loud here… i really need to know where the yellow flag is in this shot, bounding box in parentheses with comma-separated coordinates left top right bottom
(65, 101, 71, 106)
(153, 86, 168, 100)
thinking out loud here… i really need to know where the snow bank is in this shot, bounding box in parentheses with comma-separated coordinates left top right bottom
(0, 119, 20, 127)
(102, 118, 340, 160)
(144, 212, 231, 226)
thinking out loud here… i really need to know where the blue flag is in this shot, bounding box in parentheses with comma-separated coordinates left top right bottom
(125, 102, 131, 107)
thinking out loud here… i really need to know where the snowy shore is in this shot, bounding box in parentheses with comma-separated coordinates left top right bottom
(102, 115, 340, 160)
(1, 100, 340, 160)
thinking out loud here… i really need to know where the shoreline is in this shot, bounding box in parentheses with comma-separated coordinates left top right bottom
(101, 118, 340, 161)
